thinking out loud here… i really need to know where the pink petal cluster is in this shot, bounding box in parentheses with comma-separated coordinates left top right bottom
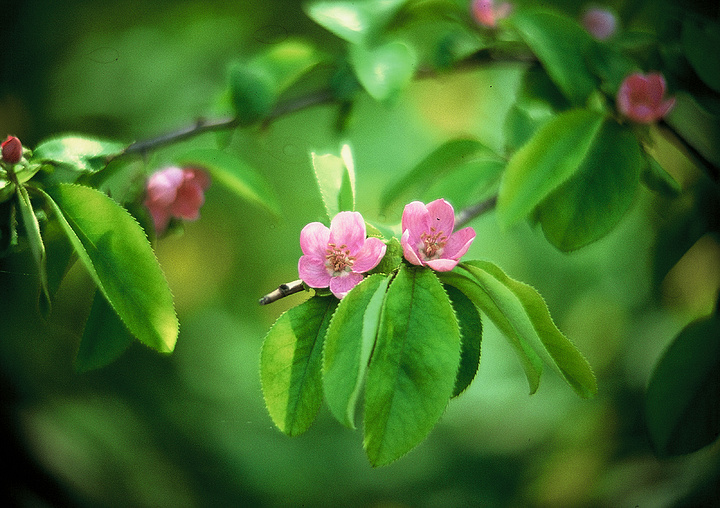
(298, 211, 387, 299)
(581, 7, 617, 40)
(471, 0, 512, 28)
(1, 135, 22, 164)
(144, 166, 211, 234)
(401, 199, 476, 271)
(617, 72, 675, 124)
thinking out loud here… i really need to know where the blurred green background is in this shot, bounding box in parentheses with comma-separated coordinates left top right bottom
(1, 0, 719, 506)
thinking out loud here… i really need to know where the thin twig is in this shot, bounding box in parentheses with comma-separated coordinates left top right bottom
(259, 279, 306, 305)
(455, 195, 497, 229)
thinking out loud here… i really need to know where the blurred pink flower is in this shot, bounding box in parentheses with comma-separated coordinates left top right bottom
(401, 199, 475, 272)
(582, 7, 617, 40)
(617, 72, 676, 124)
(144, 166, 211, 234)
(471, 0, 511, 28)
(298, 211, 386, 299)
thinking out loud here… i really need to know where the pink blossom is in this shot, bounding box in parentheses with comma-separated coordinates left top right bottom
(471, 0, 512, 28)
(617, 72, 675, 124)
(582, 7, 617, 40)
(298, 211, 387, 299)
(144, 166, 211, 234)
(401, 199, 476, 272)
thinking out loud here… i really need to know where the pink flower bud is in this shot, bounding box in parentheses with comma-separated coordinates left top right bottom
(617, 72, 676, 124)
(471, 0, 512, 28)
(582, 7, 617, 40)
(144, 166, 211, 234)
(1, 135, 22, 164)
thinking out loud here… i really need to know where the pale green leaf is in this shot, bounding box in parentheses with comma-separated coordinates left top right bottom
(349, 40, 417, 101)
(305, 0, 408, 45)
(311, 144, 356, 220)
(33, 135, 124, 173)
(461, 261, 597, 398)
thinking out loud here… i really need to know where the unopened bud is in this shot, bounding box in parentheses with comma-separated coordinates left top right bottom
(1, 135, 23, 164)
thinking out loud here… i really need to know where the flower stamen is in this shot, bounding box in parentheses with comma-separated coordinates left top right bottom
(420, 227, 448, 259)
(326, 243, 356, 274)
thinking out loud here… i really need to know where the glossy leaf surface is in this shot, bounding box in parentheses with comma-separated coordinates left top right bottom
(497, 109, 604, 228)
(461, 261, 597, 398)
(535, 119, 644, 251)
(445, 284, 482, 397)
(349, 41, 417, 101)
(510, 8, 597, 105)
(44, 184, 178, 353)
(33, 135, 124, 173)
(306, 0, 408, 45)
(261, 296, 338, 436)
(323, 274, 391, 428)
(364, 266, 461, 466)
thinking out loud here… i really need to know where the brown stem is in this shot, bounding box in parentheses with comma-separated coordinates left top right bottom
(258, 279, 306, 305)
(455, 195, 497, 229)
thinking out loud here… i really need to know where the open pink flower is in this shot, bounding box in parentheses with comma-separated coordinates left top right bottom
(471, 0, 512, 28)
(617, 72, 675, 124)
(401, 199, 476, 271)
(144, 166, 211, 234)
(298, 211, 386, 299)
(582, 7, 617, 40)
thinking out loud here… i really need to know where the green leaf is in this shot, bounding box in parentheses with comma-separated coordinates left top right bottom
(665, 92, 720, 170)
(380, 138, 502, 213)
(509, 8, 598, 105)
(641, 155, 682, 197)
(176, 148, 281, 217)
(364, 266, 461, 466)
(682, 17, 720, 93)
(75, 290, 135, 372)
(261, 296, 338, 436)
(33, 135, 124, 173)
(445, 284, 482, 397)
(497, 109, 605, 228)
(43, 184, 178, 353)
(228, 63, 275, 126)
(646, 314, 720, 456)
(535, 119, 644, 251)
(439, 270, 542, 395)
(462, 261, 597, 398)
(349, 40, 417, 101)
(229, 39, 322, 125)
(323, 274, 391, 428)
(311, 144, 356, 220)
(15, 184, 50, 312)
(305, 0, 408, 45)
(368, 236, 403, 275)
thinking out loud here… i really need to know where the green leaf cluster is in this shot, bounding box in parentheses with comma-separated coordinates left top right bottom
(261, 258, 596, 466)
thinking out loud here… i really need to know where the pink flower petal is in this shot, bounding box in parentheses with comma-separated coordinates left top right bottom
(300, 222, 331, 257)
(401, 201, 431, 244)
(329, 211, 366, 253)
(171, 180, 205, 220)
(329, 272, 364, 299)
(352, 237, 387, 273)
(425, 198, 456, 237)
(401, 229, 424, 266)
(426, 258, 460, 271)
(298, 255, 332, 288)
(443, 227, 476, 260)
(646, 73, 666, 104)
